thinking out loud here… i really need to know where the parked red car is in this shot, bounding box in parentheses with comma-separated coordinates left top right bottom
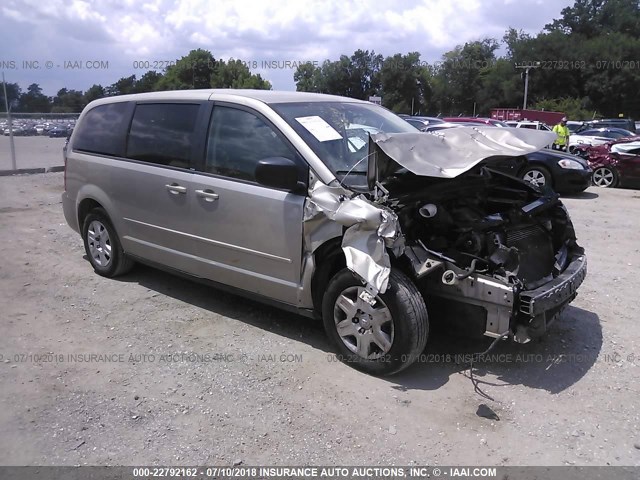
(579, 138, 640, 188)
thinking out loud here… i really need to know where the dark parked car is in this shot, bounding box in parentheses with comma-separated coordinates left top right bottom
(584, 139, 640, 188)
(518, 150, 592, 193)
(580, 118, 636, 133)
(22, 125, 38, 136)
(49, 126, 69, 138)
(575, 127, 634, 140)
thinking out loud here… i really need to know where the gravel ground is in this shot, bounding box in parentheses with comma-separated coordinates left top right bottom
(0, 172, 639, 466)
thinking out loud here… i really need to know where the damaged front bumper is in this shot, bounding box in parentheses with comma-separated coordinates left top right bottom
(422, 252, 587, 343)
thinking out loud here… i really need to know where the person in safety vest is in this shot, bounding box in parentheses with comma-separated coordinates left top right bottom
(552, 117, 570, 151)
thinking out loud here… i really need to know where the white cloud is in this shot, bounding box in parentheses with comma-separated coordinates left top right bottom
(0, 0, 574, 95)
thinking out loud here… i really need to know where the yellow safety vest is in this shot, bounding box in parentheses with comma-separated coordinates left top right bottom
(552, 124, 570, 145)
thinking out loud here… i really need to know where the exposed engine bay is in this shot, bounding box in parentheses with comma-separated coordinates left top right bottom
(391, 167, 582, 291)
(382, 166, 586, 343)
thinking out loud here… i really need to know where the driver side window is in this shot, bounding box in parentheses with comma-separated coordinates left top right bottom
(205, 106, 296, 182)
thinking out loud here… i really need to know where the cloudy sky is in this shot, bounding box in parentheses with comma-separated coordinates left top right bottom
(1, 0, 574, 96)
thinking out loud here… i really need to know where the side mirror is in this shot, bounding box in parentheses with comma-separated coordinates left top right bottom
(255, 157, 304, 192)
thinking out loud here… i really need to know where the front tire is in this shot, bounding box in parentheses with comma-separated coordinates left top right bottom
(592, 166, 618, 188)
(322, 268, 428, 376)
(521, 165, 552, 189)
(82, 208, 134, 277)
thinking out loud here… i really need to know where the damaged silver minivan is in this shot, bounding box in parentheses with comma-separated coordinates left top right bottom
(62, 90, 587, 375)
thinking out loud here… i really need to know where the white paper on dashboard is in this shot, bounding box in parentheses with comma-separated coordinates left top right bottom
(295, 116, 343, 142)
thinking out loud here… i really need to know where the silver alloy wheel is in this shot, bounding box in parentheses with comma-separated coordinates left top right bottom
(87, 220, 112, 267)
(592, 167, 615, 187)
(523, 169, 547, 187)
(333, 286, 394, 359)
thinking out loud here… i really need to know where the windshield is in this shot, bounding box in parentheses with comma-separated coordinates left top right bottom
(272, 101, 417, 177)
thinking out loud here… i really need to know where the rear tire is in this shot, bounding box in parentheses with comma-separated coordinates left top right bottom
(322, 268, 428, 376)
(82, 208, 134, 277)
(592, 166, 618, 188)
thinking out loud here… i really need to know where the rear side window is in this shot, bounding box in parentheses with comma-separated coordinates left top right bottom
(73, 102, 130, 156)
(205, 106, 296, 181)
(126, 103, 200, 169)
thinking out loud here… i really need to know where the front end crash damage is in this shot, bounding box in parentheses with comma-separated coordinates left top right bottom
(303, 179, 404, 300)
(305, 127, 587, 343)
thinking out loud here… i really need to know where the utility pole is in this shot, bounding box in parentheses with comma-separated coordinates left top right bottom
(515, 62, 540, 110)
(2, 72, 17, 170)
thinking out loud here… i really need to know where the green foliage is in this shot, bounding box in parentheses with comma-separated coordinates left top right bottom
(378, 52, 425, 113)
(106, 75, 137, 96)
(19, 83, 50, 112)
(546, 0, 640, 38)
(133, 71, 163, 93)
(531, 97, 594, 120)
(0, 82, 21, 112)
(157, 49, 217, 90)
(431, 39, 499, 115)
(293, 62, 323, 92)
(51, 88, 84, 113)
(83, 84, 105, 104)
(294, 50, 382, 99)
(211, 59, 271, 89)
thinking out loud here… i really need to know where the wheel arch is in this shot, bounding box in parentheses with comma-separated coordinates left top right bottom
(75, 184, 120, 232)
(77, 198, 104, 229)
(310, 236, 418, 313)
(311, 237, 346, 313)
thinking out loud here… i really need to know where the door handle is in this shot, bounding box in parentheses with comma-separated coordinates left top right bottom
(195, 189, 219, 202)
(166, 183, 187, 194)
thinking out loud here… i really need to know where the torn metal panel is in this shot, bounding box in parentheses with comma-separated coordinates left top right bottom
(304, 178, 402, 294)
(368, 127, 557, 187)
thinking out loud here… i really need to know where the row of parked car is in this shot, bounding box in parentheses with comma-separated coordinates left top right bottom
(0, 119, 76, 138)
(399, 115, 640, 192)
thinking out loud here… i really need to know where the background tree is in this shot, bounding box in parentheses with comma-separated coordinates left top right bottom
(0, 82, 21, 112)
(158, 49, 217, 90)
(83, 84, 105, 104)
(432, 39, 499, 115)
(293, 62, 323, 92)
(51, 88, 84, 113)
(211, 59, 271, 89)
(531, 97, 593, 120)
(106, 75, 137, 96)
(18, 83, 51, 112)
(545, 0, 640, 38)
(133, 71, 163, 93)
(377, 52, 425, 113)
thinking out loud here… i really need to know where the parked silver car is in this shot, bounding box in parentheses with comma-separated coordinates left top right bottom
(62, 90, 587, 375)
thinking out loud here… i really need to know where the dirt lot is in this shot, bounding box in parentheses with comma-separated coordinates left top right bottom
(0, 172, 639, 467)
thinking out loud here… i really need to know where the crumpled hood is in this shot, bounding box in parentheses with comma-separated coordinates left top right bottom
(367, 127, 557, 188)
